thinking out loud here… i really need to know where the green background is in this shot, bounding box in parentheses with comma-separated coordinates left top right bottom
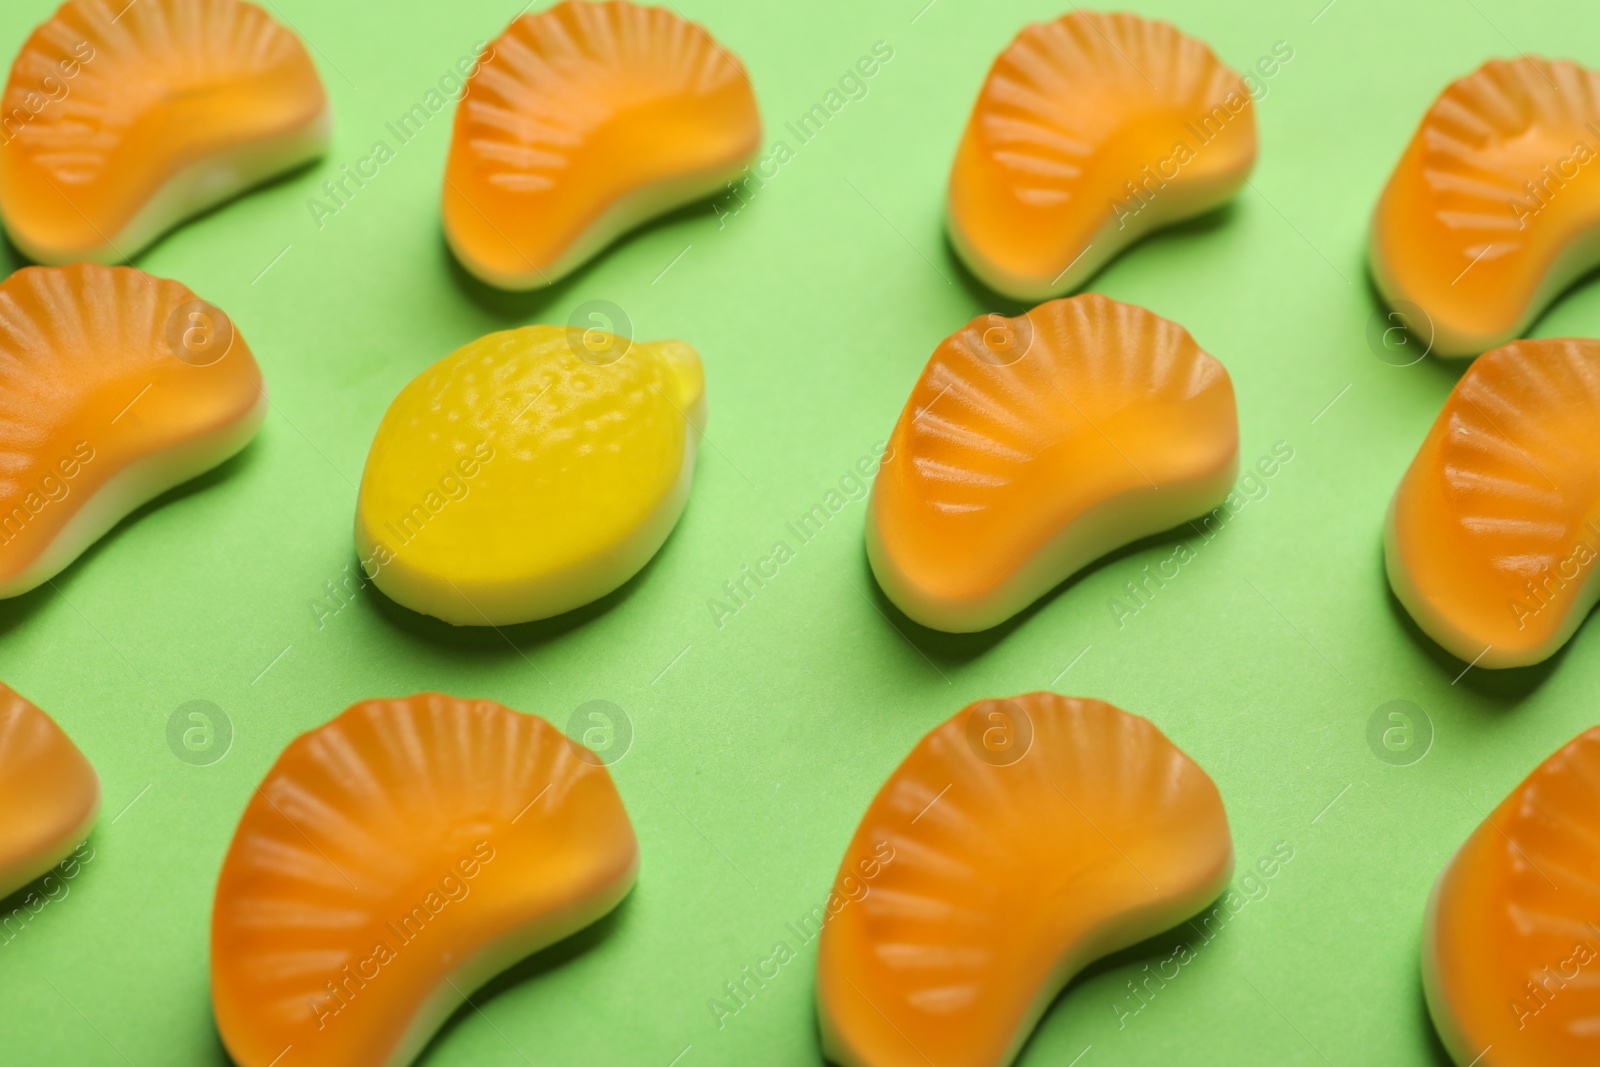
(1, 0, 1595, 1063)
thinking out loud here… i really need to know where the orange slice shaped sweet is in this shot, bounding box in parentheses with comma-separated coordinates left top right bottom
(868, 293, 1239, 632)
(0, 682, 99, 900)
(817, 692, 1233, 1067)
(0, 263, 265, 599)
(1386, 338, 1600, 668)
(948, 11, 1257, 301)
(0, 0, 330, 264)
(444, 0, 761, 290)
(1424, 726, 1600, 1065)
(1371, 57, 1600, 358)
(211, 692, 639, 1067)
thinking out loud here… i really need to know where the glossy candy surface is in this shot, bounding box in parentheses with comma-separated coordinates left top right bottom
(211, 692, 639, 1067)
(1371, 57, 1600, 358)
(443, 0, 761, 289)
(948, 10, 1257, 300)
(867, 293, 1238, 632)
(1386, 338, 1600, 668)
(1424, 726, 1600, 1065)
(0, 0, 329, 263)
(0, 682, 99, 901)
(355, 324, 705, 625)
(0, 263, 266, 598)
(817, 692, 1233, 1067)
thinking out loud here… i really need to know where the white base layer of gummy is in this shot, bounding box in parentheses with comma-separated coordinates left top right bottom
(446, 152, 756, 291)
(0, 788, 99, 903)
(1419, 850, 1475, 1067)
(7, 108, 331, 265)
(1381, 493, 1600, 669)
(867, 451, 1240, 633)
(1368, 213, 1600, 360)
(367, 394, 706, 627)
(369, 858, 638, 1067)
(947, 163, 1251, 302)
(818, 853, 1234, 1067)
(0, 390, 269, 600)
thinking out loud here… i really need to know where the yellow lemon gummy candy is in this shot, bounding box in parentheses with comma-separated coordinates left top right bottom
(355, 325, 705, 625)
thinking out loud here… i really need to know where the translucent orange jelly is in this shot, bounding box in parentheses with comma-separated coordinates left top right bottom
(1371, 57, 1600, 357)
(948, 11, 1256, 299)
(1424, 726, 1600, 1066)
(1386, 338, 1600, 668)
(0, 0, 328, 262)
(0, 682, 99, 900)
(817, 693, 1233, 1067)
(0, 264, 265, 598)
(211, 693, 638, 1067)
(443, 0, 760, 289)
(867, 293, 1239, 632)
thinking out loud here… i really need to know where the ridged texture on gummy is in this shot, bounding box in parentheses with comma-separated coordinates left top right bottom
(0, 682, 99, 900)
(1386, 338, 1600, 668)
(354, 324, 704, 625)
(0, 0, 328, 262)
(0, 263, 265, 597)
(817, 693, 1233, 1067)
(211, 693, 639, 1067)
(1424, 727, 1600, 1066)
(443, 0, 761, 288)
(867, 293, 1238, 632)
(1371, 58, 1600, 358)
(948, 11, 1256, 300)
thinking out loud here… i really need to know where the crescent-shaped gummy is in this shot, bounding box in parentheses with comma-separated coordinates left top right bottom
(0, 0, 329, 264)
(1424, 725, 1600, 1065)
(210, 692, 639, 1067)
(0, 263, 266, 599)
(947, 11, 1257, 301)
(1385, 337, 1600, 668)
(817, 692, 1233, 1067)
(1371, 57, 1600, 358)
(0, 682, 99, 901)
(443, 0, 761, 289)
(867, 293, 1239, 632)
(355, 324, 704, 625)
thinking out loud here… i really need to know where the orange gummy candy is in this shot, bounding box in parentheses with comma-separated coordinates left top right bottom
(211, 693, 639, 1067)
(817, 693, 1233, 1067)
(0, 0, 329, 263)
(0, 264, 265, 599)
(868, 293, 1239, 632)
(1371, 57, 1600, 358)
(0, 682, 99, 900)
(1386, 338, 1600, 668)
(1424, 726, 1600, 1065)
(948, 11, 1257, 300)
(443, 0, 761, 290)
